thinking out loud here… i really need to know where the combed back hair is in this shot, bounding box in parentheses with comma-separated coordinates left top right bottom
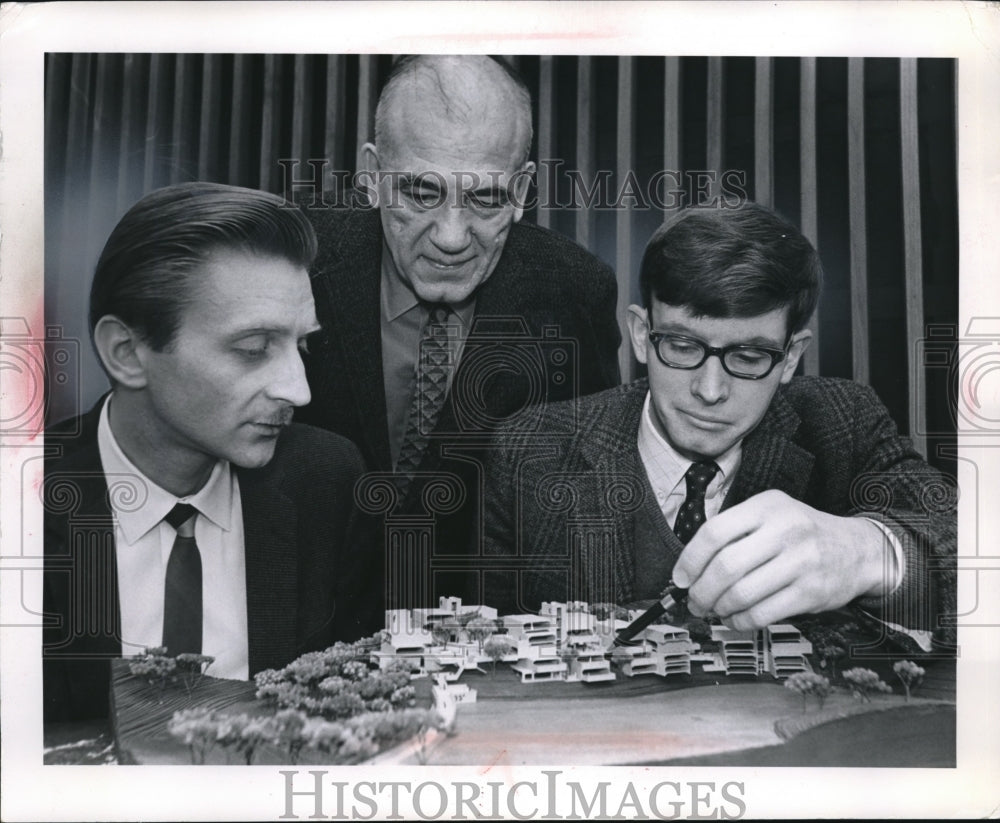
(639, 203, 822, 336)
(89, 181, 318, 351)
(374, 55, 534, 165)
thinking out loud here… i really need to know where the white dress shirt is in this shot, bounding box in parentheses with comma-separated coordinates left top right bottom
(637, 393, 741, 527)
(97, 396, 249, 679)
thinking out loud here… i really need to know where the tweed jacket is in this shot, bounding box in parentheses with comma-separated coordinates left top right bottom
(43, 401, 382, 722)
(482, 378, 956, 642)
(297, 201, 622, 577)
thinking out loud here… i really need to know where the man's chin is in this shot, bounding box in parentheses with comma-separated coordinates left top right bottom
(229, 441, 280, 470)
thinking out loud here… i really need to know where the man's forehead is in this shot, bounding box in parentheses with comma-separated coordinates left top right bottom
(181, 251, 316, 327)
(651, 302, 790, 343)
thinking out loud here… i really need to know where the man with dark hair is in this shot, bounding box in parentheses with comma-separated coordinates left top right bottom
(483, 203, 955, 647)
(299, 55, 621, 604)
(44, 182, 380, 723)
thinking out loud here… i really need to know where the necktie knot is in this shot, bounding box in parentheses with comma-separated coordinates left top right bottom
(425, 302, 451, 327)
(684, 460, 720, 497)
(164, 502, 198, 532)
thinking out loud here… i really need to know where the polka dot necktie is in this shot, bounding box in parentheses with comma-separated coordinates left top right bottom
(394, 303, 452, 496)
(162, 503, 202, 655)
(672, 460, 720, 545)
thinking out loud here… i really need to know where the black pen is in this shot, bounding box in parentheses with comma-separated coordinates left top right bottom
(611, 582, 689, 647)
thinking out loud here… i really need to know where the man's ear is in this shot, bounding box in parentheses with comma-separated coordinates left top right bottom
(626, 304, 650, 366)
(358, 142, 381, 207)
(778, 329, 812, 384)
(92, 316, 149, 390)
(509, 161, 536, 223)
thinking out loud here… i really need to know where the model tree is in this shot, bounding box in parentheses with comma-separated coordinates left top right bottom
(784, 671, 832, 712)
(815, 639, 847, 679)
(430, 625, 452, 648)
(842, 667, 892, 702)
(483, 636, 514, 674)
(893, 660, 926, 702)
(465, 617, 497, 652)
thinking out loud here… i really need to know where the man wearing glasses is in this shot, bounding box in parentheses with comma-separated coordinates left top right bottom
(482, 203, 954, 647)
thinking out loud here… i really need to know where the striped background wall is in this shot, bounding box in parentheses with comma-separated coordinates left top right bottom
(44, 54, 958, 470)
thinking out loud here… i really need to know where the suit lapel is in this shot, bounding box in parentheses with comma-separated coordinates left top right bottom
(724, 388, 815, 508)
(576, 382, 652, 604)
(238, 468, 300, 675)
(44, 402, 123, 700)
(316, 208, 391, 469)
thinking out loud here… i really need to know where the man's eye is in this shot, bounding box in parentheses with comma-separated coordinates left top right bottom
(234, 338, 270, 359)
(402, 186, 443, 209)
(466, 192, 505, 212)
(731, 349, 768, 366)
(665, 338, 699, 355)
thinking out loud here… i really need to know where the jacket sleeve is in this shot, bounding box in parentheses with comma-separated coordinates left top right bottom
(842, 384, 957, 648)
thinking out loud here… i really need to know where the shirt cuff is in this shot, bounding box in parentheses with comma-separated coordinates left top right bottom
(859, 516, 905, 595)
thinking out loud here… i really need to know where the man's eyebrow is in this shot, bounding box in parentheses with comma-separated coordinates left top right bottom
(225, 324, 318, 340)
(398, 174, 445, 191)
(656, 324, 784, 349)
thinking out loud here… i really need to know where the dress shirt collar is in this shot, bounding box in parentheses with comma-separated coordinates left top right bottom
(97, 394, 235, 544)
(636, 391, 741, 499)
(380, 247, 476, 328)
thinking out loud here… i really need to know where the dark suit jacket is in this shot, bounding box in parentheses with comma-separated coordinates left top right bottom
(483, 378, 957, 643)
(43, 402, 383, 722)
(297, 201, 621, 600)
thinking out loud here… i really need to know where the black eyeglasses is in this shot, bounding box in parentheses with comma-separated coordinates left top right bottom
(647, 332, 788, 379)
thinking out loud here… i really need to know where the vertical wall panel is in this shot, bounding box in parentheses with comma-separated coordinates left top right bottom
(847, 58, 870, 385)
(228, 55, 249, 185)
(143, 54, 166, 191)
(663, 57, 682, 222)
(324, 55, 346, 176)
(754, 57, 773, 207)
(259, 55, 281, 192)
(116, 54, 143, 213)
(292, 55, 312, 169)
(800, 57, 820, 376)
(575, 57, 595, 249)
(536, 56, 556, 230)
(706, 57, 724, 185)
(356, 55, 379, 169)
(900, 58, 927, 457)
(170, 54, 192, 185)
(616, 57, 636, 382)
(197, 55, 219, 180)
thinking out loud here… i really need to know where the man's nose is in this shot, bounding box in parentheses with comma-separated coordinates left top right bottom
(268, 347, 312, 408)
(429, 204, 473, 254)
(691, 354, 730, 404)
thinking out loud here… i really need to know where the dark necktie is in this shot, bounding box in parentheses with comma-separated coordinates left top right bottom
(673, 460, 720, 544)
(162, 503, 202, 655)
(394, 303, 452, 494)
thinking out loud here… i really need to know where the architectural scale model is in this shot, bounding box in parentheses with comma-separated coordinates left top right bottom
(370, 597, 813, 685)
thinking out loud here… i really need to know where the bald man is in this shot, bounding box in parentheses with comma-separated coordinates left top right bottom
(299, 56, 621, 605)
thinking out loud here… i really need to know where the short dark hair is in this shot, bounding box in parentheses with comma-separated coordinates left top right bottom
(639, 203, 822, 336)
(89, 182, 317, 351)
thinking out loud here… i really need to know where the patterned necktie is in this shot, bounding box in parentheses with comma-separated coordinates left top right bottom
(162, 503, 202, 655)
(672, 460, 720, 544)
(394, 303, 452, 495)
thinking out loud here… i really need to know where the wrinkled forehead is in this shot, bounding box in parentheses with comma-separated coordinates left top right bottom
(379, 69, 531, 172)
